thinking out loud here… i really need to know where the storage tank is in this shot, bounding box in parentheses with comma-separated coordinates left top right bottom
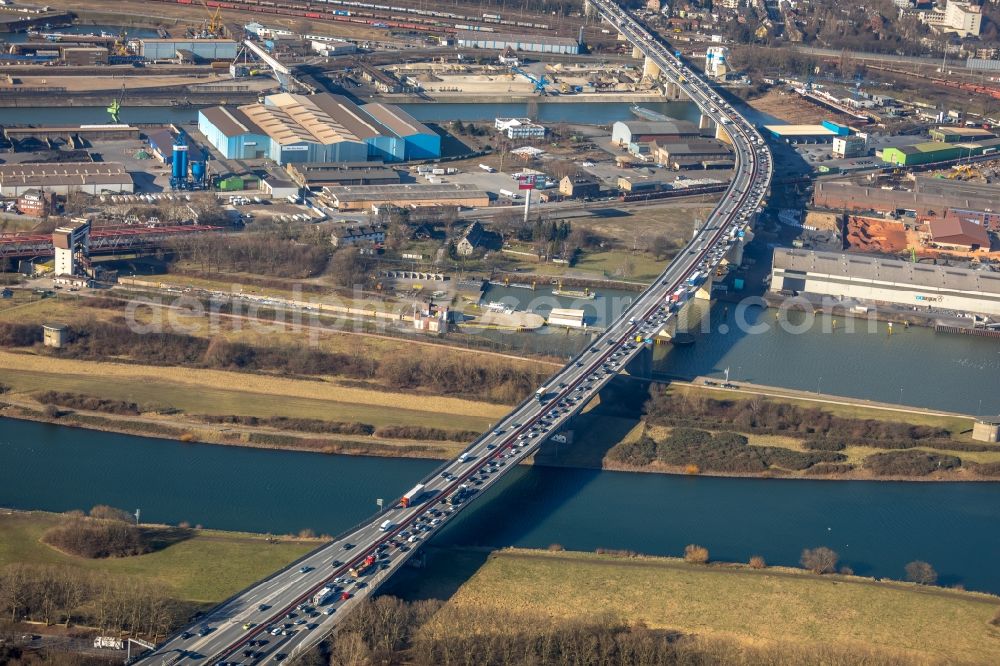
(190, 160, 206, 185)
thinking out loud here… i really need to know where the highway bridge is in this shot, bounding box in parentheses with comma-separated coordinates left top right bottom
(135, 3, 772, 664)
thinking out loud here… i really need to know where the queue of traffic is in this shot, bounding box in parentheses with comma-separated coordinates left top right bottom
(136, 3, 772, 664)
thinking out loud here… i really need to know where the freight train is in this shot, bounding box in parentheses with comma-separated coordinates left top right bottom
(160, 0, 550, 35)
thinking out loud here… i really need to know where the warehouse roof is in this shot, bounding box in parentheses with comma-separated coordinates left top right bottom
(654, 139, 731, 155)
(455, 31, 580, 48)
(932, 126, 996, 138)
(240, 103, 315, 146)
(773, 248, 1000, 295)
(764, 124, 837, 137)
(363, 103, 432, 137)
(201, 106, 263, 138)
(323, 182, 488, 201)
(0, 162, 131, 187)
(616, 120, 699, 136)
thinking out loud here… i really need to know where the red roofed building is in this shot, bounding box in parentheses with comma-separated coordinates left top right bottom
(929, 216, 991, 251)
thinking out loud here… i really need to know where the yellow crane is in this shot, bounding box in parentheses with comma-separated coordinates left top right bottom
(199, 0, 225, 38)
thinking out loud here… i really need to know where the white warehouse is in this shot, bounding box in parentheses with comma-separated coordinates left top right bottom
(456, 31, 580, 54)
(771, 248, 1000, 316)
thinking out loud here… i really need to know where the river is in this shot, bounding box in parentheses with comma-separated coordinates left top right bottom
(2, 418, 999, 593)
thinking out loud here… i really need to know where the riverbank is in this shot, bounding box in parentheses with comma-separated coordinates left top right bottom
(2, 346, 996, 482)
(0, 509, 319, 604)
(412, 547, 1000, 665)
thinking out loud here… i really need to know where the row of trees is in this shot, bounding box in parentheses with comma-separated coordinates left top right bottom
(0, 564, 178, 640)
(5, 319, 549, 403)
(167, 230, 330, 279)
(643, 388, 955, 449)
(607, 427, 845, 474)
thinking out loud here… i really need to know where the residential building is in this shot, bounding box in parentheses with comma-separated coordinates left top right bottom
(456, 221, 502, 256)
(330, 225, 386, 247)
(920, 0, 981, 37)
(559, 175, 600, 199)
(495, 117, 547, 139)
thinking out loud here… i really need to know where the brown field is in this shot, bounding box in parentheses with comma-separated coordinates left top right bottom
(432, 548, 1000, 665)
(0, 351, 505, 428)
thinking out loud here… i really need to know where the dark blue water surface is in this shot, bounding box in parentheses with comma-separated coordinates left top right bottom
(2, 418, 999, 593)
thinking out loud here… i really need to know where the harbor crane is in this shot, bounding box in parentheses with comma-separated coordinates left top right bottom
(107, 83, 126, 124)
(199, 0, 225, 37)
(510, 65, 548, 95)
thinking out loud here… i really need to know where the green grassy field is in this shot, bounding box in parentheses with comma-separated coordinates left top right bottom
(437, 549, 1000, 664)
(0, 512, 316, 604)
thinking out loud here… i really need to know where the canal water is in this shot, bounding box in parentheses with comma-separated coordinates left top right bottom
(1, 25, 161, 44)
(2, 418, 999, 593)
(0, 101, 698, 128)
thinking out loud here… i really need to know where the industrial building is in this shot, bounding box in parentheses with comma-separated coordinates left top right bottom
(771, 248, 1000, 316)
(617, 175, 670, 193)
(547, 308, 586, 328)
(650, 138, 732, 168)
(15, 190, 55, 217)
(455, 31, 580, 55)
(881, 141, 964, 166)
(813, 177, 1000, 218)
(704, 46, 729, 79)
(763, 120, 848, 143)
(4, 125, 140, 148)
(310, 38, 357, 56)
(198, 107, 270, 160)
(929, 126, 996, 143)
(927, 216, 991, 250)
(147, 128, 206, 165)
(198, 93, 439, 165)
(320, 183, 489, 212)
(52, 218, 90, 278)
(0, 163, 133, 196)
(285, 162, 401, 189)
(138, 38, 238, 62)
(832, 134, 868, 159)
(612, 119, 700, 147)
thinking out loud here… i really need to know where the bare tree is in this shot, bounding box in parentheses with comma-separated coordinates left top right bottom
(904, 560, 938, 585)
(800, 547, 839, 574)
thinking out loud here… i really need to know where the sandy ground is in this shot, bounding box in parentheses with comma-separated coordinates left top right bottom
(846, 215, 909, 254)
(749, 88, 856, 125)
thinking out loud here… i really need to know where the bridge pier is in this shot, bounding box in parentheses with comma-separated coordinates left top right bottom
(699, 113, 716, 132)
(642, 56, 661, 81)
(716, 124, 732, 145)
(625, 342, 654, 380)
